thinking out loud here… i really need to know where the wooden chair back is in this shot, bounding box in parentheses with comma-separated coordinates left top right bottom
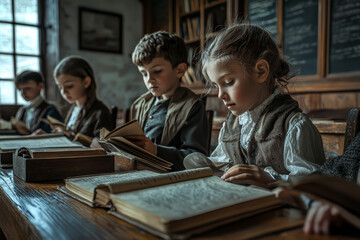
(206, 110, 214, 153)
(111, 106, 118, 130)
(344, 108, 360, 152)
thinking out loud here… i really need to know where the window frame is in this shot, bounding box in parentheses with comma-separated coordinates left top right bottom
(0, 0, 45, 105)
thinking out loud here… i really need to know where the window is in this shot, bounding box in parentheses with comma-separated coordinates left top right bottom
(0, 0, 43, 104)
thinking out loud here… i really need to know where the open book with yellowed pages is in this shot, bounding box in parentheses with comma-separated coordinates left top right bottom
(98, 120, 173, 172)
(41, 115, 66, 127)
(61, 167, 282, 239)
(0, 133, 83, 167)
(10, 117, 31, 134)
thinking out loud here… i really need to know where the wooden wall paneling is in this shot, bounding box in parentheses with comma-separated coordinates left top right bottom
(320, 92, 358, 110)
(318, 0, 327, 77)
(291, 93, 321, 113)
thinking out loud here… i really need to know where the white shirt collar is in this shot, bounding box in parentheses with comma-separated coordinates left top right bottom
(24, 95, 43, 109)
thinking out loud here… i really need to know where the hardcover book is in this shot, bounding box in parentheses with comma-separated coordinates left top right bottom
(61, 167, 282, 239)
(99, 120, 173, 172)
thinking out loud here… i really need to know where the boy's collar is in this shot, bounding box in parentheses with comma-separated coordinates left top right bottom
(24, 95, 43, 109)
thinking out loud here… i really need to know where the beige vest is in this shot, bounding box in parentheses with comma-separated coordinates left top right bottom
(130, 87, 200, 146)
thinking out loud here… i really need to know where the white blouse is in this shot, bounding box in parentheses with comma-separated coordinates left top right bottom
(67, 106, 81, 131)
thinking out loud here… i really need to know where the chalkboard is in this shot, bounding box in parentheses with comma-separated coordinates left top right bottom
(283, 0, 318, 76)
(329, 0, 360, 74)
(248, 0, 278, 42)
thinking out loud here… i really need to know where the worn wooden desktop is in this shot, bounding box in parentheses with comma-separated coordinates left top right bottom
(0, 168, 358, 240)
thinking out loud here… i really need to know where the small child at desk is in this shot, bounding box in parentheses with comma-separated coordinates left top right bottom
(0, 70, 62, 134)
(184, 23, 325, 188)
(52, 56, 112, 139)
(126, 31, 209, 171)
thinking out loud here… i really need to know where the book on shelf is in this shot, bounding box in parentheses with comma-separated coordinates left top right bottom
(187, 65, 199, 83)
(61, 167, 282, 239)
(13, 147, 114, 182)
(98, 120, 173, 172)
(186, 18, 194, 40)
(181, 20, 189, 40)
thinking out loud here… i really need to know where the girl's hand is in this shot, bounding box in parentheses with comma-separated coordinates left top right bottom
(52, 125, 66, 133)
(32, 129, 46, 135)
(124, 135, 157, 155)
(221, 164, 275, 188)
(303, 200, 343, 235)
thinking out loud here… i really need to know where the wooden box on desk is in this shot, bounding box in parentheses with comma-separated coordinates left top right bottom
(0, 151, 13, 168)
(112, 151, 163, 173)
(13, 154, 115, 182)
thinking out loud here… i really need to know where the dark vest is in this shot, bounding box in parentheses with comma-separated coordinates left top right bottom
(65, 97, 112, 137)
(16, 100, 57, 132)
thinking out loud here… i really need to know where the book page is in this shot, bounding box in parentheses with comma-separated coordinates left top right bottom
(112, 176, 276, 225)
(0, 136, 82, 150)
(0, 132, 64, 141)
(67, 171, 159, 194)
(47, 116, 66, 126)
(105, 120, 144, 139)
(97, 167, 213, 194)
(24, 147, 105, 158)
(109, 137, 172, 167)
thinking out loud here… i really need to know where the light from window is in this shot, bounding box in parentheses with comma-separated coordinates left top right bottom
(0, 0, 41, 105)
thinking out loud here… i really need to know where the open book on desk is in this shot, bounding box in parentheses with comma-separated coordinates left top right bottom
(61, 167, 282, 239)
(0, 133, 83, 167)
(99, 120, 173, 172)
(41, 115, 66, 127)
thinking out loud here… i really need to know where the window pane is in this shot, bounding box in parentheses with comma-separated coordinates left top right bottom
(0, 54, 14, 78)
(0, 23, 13, 53)
(0, 81, 15, 104)
(0, 0, 12, 21)
(14, 0, 38, 24)
(16, 56, 40, 74)
(16, 90, 26, 104)
(15, 25, 39, 54)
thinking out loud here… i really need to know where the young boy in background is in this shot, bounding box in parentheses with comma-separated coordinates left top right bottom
(0, 70, 62, 134)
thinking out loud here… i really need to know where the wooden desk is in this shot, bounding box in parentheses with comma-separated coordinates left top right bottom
(0, 129, 17, 135)
(0, 168, 358, 240)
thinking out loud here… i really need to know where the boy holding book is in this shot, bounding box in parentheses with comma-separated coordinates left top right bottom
(127, 31, 209, 170)
(0, 70, 62, 134)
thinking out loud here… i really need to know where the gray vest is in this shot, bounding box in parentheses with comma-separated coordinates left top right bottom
(221, 94, 302, 174)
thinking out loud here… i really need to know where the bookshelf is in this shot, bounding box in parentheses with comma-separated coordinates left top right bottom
(175, 0, 233, 91)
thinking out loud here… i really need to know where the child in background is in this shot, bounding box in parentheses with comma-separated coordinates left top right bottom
(127, 31, 209, 171)
(53, 56, 112, 139)
(0, 70, 62, 134)
(184, 23, 325, 188)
